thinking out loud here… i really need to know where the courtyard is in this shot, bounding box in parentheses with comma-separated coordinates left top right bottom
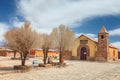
(0, 57, 120, 80)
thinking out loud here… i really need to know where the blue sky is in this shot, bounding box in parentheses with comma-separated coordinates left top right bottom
(0, 0, 120, 50)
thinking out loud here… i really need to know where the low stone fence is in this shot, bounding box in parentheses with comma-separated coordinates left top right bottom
(62, 50, 72, 60)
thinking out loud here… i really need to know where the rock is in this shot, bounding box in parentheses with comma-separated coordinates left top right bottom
(39, 63, 52, 67)
(14, 65, 32, 72)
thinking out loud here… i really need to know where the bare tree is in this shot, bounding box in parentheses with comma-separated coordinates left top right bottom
(51, 24, 75, 63)
(4, 29, 18, 59)
(39, 33, 52, 64)
(4, 21, 39, 66)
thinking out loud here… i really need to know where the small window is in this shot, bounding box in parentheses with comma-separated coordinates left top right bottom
(101, 35, 104, 39)
(80, 40, 88, 44)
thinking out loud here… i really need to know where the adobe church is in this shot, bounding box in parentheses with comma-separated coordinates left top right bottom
(72, 26, 118, 62)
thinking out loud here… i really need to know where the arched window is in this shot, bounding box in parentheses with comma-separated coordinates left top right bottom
(101, 35, 104, 39)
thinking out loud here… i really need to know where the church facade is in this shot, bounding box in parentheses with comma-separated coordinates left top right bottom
(72, 26, 118, 62)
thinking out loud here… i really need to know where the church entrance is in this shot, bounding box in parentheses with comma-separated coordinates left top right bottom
(80, 47, 87, 60)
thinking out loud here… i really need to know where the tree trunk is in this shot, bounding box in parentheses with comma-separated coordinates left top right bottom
(46, 49, 48, 61)
(13, 51, 16, 58)
(43, 48, 49, 64)
(44, 54, 46, 64)
(22, 59, 25, 66)
(21, 51, 28, 66)
(59, 48, 63, 63)
(20, 52, 23, 60)
(43, 49, 46, 64)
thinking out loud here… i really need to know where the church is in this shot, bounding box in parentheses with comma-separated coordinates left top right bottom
(71, 26, 118, 62)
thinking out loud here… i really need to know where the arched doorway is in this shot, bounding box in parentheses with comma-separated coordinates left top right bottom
(80, 47, 87, 60)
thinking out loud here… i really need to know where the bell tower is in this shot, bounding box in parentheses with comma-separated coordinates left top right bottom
(95, 26, 109, 61)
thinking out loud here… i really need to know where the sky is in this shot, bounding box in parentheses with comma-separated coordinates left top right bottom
(0, 0, 120, 50)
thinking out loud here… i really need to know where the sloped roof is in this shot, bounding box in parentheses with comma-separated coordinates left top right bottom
(99, 26, 108, 33)
(109, 44, 118, 49)
(78, 34, 97, 43)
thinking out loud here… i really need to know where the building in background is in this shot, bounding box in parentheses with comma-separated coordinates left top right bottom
(118, 51, 120, 59)
(0, 47, 20, 57)
(0, 47, 71, 60)
(72, 26, 118, 62)
(29, 49, 59, 58)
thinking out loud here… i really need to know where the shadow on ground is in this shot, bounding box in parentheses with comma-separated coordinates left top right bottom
(0, 67, 15, 75)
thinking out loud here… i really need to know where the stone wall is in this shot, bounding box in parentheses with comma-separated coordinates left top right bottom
(62, 50, 72, 60)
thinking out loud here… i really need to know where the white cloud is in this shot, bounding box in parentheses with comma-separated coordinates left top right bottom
(16, 0, 120, 33)
(11, 17, 24, 28)
(86, 33, 97, 38)
(0, 23, 9, 44)
(76, 33, 96, 37)
(86, 33, 98, 41)
(109, 28, 120, 36)
(75, 33, 84, 37)
(111, 41, 120, 50)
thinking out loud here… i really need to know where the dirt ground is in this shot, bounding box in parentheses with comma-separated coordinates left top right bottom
(0, 57, 120, 80)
